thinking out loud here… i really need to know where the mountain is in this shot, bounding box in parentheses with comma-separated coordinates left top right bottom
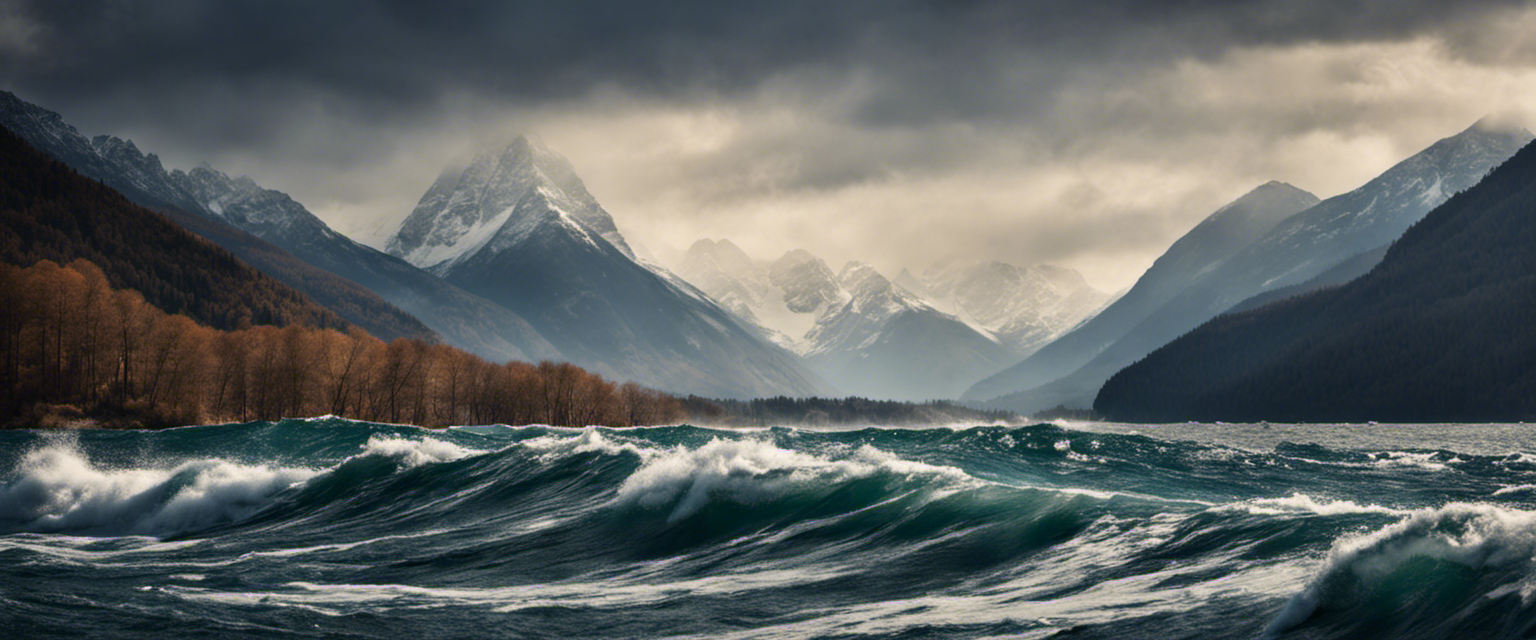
(801, 262, 1018, 400)
(673, 241, 838, 349)
(675, 242, 1043, 399)
(166, 162, 559, 362)
(1222, 242, 1389, 316)
(966, 181, 1320, 402)
(0, 91, 559, 362)
(913, 259, 1111, 355)
(0, 125, 347, 332)
(768, 249, 850, 318)
(388, 138, 633, 267)
(975, 120, 1533, 413)
(1097, 137, 1536, 422)
(148, 204, 434, 342)
(385, 137, 832, 398)
(671, 240, 789, 345)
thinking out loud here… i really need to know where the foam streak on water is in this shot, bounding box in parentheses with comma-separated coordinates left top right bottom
(3, 417, 1536, 639)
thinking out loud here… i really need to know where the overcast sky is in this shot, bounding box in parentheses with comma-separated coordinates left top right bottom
(3, 0, 1535, 291)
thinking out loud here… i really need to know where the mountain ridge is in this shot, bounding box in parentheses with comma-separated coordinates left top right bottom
(974, 120, 1532, 413)
(1097, 137, 1536, 422)
(965, 180, 1320, 402)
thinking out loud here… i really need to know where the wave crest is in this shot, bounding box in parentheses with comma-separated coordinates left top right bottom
(358, 435, 475, 467)
(1265, 503, 1536, 638)
(0, 441, 315, 535)
(615, 438, 973, 522)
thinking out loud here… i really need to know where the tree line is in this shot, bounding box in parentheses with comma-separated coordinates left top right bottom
(1, 259, 683, 428)
(681, 395, 1020, 427)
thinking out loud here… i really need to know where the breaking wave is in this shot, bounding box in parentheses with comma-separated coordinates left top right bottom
(3, 418, 1536, 639)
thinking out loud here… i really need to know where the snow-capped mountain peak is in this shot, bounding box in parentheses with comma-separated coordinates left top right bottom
(387, 135, 633, 271)
(386, 143, 832, 398)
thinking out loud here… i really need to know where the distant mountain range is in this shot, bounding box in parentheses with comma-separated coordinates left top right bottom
(970, 120, 1534, 413)
(674, 240, 1106, 400)
(384, 137, 832, 398)
(1097, 136, 1536, 422)
(903, 259, 1113, 356)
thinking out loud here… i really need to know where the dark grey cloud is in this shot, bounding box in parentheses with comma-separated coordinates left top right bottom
(3, 0, 1518, 129)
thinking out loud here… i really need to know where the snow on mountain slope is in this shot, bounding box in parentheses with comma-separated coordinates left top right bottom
(387, 136, 632, 270)
(916, 260, 1110, 356)
(799, 262, 1018, 400)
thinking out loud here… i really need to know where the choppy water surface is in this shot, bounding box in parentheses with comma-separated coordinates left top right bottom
(4, 418, 1536, 639)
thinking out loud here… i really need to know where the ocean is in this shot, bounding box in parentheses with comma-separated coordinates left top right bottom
(4, 417, 1536, 639)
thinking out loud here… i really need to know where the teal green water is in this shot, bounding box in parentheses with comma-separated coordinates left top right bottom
(4, 418, 1536, 639)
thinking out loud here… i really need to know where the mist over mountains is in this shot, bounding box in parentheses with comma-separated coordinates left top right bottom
(673, 239, 1106, 400)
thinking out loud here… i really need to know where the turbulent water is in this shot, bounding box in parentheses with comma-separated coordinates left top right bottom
(5, 419, 1536, 639)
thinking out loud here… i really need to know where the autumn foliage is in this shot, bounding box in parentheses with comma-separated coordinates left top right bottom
(0, 259, 683, 428)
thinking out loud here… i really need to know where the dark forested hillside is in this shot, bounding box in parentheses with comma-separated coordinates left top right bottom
(1096, 139, 1536, 423)
(156, 205, 438, 342)
(0, 126, 348, 332)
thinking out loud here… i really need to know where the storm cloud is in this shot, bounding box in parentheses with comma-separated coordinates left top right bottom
(2, 0, 1533, 289)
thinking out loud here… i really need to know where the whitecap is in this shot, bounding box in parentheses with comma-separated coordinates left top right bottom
(357, 435, 475, 467)
(1211, 493, 1404, 517)
(1263, 503, 1536, 637)
(614, 438, 975, 522)
(0, 441, 315, 535)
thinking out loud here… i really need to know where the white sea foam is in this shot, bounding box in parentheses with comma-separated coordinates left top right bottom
(358, 435, 475, 467)
(1494, 484, 1536, 496)
(247, 529, 452, 558)
(0, 441, 315, 535)
(517, 427, 657, 461)
(1367, 451, 1459, 471)
(1264, 503, 1536, 637)
(614, 438, 975, 522)
(1498, 453, 1536, 468)
(1212, 493, 1404, 517)
(157, 567, 851, 615)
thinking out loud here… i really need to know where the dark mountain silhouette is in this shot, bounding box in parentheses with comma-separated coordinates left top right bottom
(1096, 139, 1536, 423)
(965, 182, 1319, 402)
(976, 121, 1532, 414)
